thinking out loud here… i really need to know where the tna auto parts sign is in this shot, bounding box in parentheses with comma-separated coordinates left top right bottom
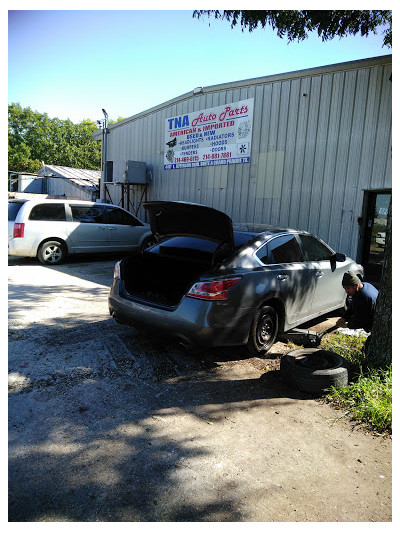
(164, 98, 254, 169)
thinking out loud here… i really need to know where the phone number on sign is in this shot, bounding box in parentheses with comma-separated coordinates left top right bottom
(203, 152, 232, 160)
(174, 155, 200, 163)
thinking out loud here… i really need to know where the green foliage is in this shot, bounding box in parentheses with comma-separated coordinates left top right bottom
(194, 10, 392, 48)
(8, 103, 101, 173)
(326, 366, 392, 433)
(320, 333, 392, 433)
(320, 332, 368, 375)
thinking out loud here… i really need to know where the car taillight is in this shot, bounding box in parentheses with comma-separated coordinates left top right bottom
(113, 261, 121, 280)
(13, 223, 25, 238)
(187, 277, 241, 300)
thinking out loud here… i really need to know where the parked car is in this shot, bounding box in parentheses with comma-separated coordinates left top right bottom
(109, 201, 364, 355)
(8, 199, 155, 265)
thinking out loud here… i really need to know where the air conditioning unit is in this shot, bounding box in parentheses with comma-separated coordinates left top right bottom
(126, 161, 148, 184)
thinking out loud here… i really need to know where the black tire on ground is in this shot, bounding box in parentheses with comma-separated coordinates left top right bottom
(280, 348, 348, 395)
(247, 305, 278, 356)
(37, 240, 66, 265)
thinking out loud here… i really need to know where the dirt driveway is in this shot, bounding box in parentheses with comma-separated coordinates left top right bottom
(8, 255, 392, 522)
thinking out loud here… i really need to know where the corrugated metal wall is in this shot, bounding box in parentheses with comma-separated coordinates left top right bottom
(100, 56, 391, 258)
(47, 177, 94, 200)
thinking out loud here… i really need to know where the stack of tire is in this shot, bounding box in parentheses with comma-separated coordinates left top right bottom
(280, 348, 348, 395)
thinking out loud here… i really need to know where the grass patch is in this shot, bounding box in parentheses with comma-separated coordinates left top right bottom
(319, 332, 392, 434)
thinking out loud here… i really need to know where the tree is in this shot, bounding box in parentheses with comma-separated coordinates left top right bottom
(193, 10, 392, 48)
(194, 10, 392, 368)
(8, 103, 101, 173)
(366, 199, 392, 368)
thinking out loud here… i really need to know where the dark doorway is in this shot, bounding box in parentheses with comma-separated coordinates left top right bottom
(362, 191, 391, 283)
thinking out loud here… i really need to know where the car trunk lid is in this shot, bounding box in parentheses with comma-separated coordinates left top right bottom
(144, 201, 234, 248)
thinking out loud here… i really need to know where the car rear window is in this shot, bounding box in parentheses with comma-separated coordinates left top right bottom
(29, 203, 67, 221)
(8, 202, 25, 221)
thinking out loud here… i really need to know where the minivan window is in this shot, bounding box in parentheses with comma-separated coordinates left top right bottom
(105, 206, 142, 226)
(29, 203, 66, 221)
(71, 205, 104, 223)
(8, 202, 25, 221)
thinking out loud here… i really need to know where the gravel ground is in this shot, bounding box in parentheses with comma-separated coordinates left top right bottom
(8, 255, 392, 522)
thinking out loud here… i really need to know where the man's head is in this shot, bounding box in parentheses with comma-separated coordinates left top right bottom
(342, 271, 363, 295)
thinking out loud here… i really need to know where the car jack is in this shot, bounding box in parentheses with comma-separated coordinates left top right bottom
(279, 325, 338, 348)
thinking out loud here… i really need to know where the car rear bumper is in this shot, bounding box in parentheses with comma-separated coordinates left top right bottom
(8, 238, 36, 258)
(108, 280, 254, 349)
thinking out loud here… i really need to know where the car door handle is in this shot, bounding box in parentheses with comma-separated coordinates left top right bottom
(108, 226, 117, 231)
(98, 226, 107, 231)
(276, 274, 288, 281)
(315, 271, 324, 277)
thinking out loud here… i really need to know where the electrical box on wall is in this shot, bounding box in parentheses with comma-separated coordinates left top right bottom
(126, 161, 148, 184)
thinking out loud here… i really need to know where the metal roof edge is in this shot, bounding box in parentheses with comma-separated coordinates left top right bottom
(93, 54, 392, 138)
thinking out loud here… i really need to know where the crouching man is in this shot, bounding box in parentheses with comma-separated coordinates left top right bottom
(336, 271, 379, 332)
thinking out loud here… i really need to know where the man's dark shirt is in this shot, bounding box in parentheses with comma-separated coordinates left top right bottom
(346, 282, 379, 332)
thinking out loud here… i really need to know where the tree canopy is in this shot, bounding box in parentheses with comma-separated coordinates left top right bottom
(8, 103, 102, 173)
(193, 10, 392, 48)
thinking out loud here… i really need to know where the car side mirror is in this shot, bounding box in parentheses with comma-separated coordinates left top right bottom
(330, 253, 346, 267)
(329, 253, 345, 271)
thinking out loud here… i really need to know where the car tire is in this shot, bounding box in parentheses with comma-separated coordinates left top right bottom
(280, 348, 348, 395)
(247, 305, 278, 356)
(38, 240, 66, 265)
(140, 235, 157, 252)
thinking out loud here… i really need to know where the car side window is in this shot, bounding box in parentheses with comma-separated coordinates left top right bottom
(105, 206, 142, 226)
(255, 243, 269, 264)
(29, 203, 66, 221)
(71, 205, 104, 223)
(299, 235, 332, 261)
(256, 235, 303, 264)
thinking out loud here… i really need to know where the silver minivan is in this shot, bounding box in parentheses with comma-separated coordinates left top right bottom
(8, 199, 154, 265)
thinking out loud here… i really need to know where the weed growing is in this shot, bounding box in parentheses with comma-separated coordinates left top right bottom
(320, 332, 392, 434)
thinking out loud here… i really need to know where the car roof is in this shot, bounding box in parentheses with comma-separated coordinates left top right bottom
(233, 223, 309, 237)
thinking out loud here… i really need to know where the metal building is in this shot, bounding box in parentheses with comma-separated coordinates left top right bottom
(94, 55, 392, 281)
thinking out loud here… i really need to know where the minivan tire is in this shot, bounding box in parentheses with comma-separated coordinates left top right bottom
(38, 240, 66, 265)
(247, 305, 278, 356)
(280, 348, 348, 395)
(140, 235, 157, 252)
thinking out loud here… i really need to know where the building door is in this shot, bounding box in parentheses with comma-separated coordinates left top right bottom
(362, 192, 391, 283)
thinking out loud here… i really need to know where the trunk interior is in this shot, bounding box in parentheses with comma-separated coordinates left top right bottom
(122, 252, 214, 307)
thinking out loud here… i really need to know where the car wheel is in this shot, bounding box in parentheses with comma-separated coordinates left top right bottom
(280, 348, 348, 395)
(247, 305, 278, 356)
(140, 235, 157, 252)
(38, 240, 66, 265)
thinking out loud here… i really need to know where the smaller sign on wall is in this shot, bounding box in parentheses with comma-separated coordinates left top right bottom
(164, 98, 254, 170)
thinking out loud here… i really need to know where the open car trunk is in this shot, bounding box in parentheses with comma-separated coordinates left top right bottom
(120, 202, 236, 307)
(121, 247, 218, 307)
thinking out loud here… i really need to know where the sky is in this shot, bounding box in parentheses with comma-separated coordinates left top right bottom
(8, 6, 392, 124)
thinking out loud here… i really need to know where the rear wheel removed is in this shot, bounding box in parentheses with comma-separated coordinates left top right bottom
(280, 348, 348, 395)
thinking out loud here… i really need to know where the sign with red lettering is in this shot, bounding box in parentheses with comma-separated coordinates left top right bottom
(164, 98, 254, 169)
